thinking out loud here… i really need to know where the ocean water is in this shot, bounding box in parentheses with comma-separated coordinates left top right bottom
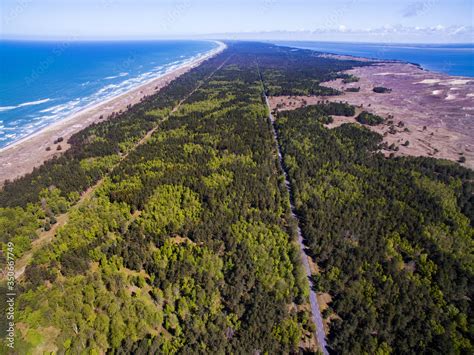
(0, 40, 218, 149)
(273, 41, 474, 77)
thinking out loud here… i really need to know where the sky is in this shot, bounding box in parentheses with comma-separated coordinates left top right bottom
(1, 0, 473, 43)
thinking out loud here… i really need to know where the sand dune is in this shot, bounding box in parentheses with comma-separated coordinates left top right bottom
(269, 61, 474, 170)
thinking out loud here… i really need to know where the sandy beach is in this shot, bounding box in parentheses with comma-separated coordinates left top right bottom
(0, 41, 226, 185)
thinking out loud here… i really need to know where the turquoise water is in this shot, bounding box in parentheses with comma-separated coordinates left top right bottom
(273, 41, 474, 77)
(0, 40, 217, 148)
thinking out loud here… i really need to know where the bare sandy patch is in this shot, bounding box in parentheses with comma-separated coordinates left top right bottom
(324, 115, 359, 129)
(317, 292, 341, 334)
(307, 255, 321, 274)
(446, 79, 472, 85)
(318, 292, 332, 313)
(374, 72, 410, 76)
(417, 79, 442, 84)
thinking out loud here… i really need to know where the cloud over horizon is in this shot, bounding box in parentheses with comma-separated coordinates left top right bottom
(203, 25, 474, 44)
(1, 0, 472, 43)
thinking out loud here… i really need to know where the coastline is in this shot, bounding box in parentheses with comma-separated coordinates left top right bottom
(0, 41, 226, 185)
(274, 41, 474, 78)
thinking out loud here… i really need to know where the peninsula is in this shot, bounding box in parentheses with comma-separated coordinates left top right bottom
(1, 42, 472, 354)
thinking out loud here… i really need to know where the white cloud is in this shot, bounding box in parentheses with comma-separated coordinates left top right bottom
(450, 26, 467, 35)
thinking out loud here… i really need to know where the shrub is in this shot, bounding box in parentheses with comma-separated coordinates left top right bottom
(356, 111, 385, 126)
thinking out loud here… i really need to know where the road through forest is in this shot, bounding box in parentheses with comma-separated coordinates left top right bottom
(260, 82, 329, 354)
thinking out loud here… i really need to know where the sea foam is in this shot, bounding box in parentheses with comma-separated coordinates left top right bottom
(0, 98, 52, 112)
(0, 40, 219, 148)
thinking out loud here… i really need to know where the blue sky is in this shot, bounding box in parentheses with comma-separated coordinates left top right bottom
(1, 0, 473, 42)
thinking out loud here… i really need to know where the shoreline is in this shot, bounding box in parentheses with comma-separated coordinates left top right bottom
(0, 41, 226, 185)
(274, 42, 474, 78)
(0, 40, 225, 153)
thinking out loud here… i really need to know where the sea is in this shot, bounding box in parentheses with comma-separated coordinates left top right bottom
(273, 41, 474, 77)
(0, 40, 218, 149)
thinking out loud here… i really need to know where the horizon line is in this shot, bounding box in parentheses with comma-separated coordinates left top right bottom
(1, 35, 473, 46)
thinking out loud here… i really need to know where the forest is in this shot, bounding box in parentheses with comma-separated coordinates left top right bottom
(0, 42, 337, 354)
(1, 41, 472, 354)
(274, 104, 473, 353)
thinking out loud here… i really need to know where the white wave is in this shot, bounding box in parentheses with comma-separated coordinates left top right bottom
(1, 43, 222, 149)
(40, 106, 59, 113)
(105, 72, 129, 80)
(0, 98, 52, 112)
(40, 99, 81, 114)
(0, 106, 17, 112)
(17, 98, 51, 107)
